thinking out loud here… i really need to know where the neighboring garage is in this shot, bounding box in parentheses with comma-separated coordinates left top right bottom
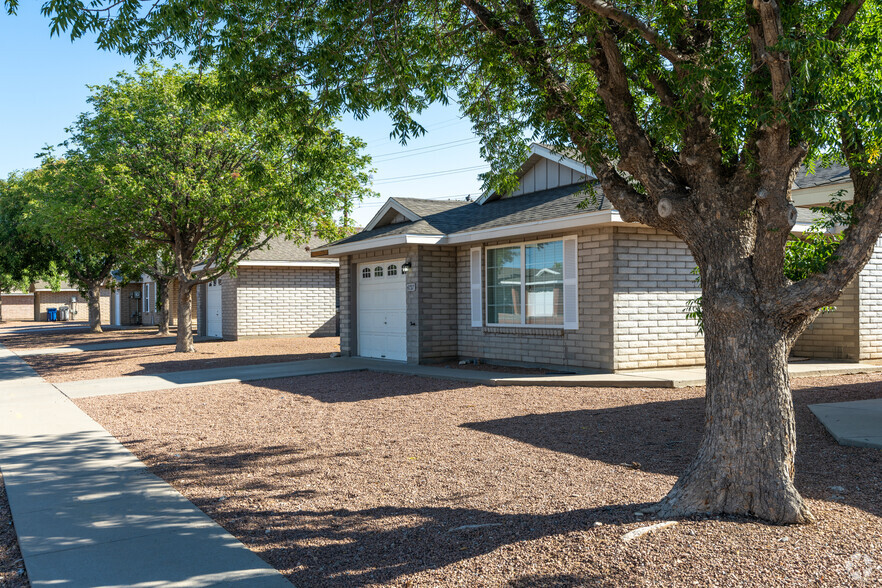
(197, 236, 339, 340)
(357, 259, 407, 361)
(205, 279, 223, 338)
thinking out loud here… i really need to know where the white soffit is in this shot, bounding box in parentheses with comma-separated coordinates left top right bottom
(237, 260, 340, 268)
(325, 234, 444, 256)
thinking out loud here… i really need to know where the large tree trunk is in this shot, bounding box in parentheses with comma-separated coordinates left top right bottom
(654, 291, 815, 524)
(87, 284, 102, 334)
(175, 283, 195, 352)
(156, 278, 171, 337)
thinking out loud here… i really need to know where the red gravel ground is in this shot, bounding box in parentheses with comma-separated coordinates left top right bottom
(0, 321, 159, 350)
(72, 372, 882, 587)
(0, 471, 28, 588)
(15, 337, 341, 383)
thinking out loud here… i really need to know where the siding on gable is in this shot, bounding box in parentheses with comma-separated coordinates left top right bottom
(509, 158, 589, 197)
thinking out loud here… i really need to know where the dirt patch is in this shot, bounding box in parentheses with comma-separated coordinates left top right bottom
(19, 337, 340, 383)
(75, 371, 882, 587)
(0, 470, 29, 588)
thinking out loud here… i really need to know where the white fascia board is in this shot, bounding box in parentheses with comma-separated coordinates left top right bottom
(1, 292, 33, 297)
(477, 143, 595, 205)
(791, 222, 815, 234)
(33, 288, 79, 292)
(791, 181, 853, 208)
(363, 198, 422, 231)
(237, 260, 340, 268)
(325, 234, 444, 256)
(446, 210, 619, 244)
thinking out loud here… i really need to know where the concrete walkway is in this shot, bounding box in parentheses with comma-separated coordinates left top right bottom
(15, 335, 215, 357)
(0, 344, 291, 587)
(55, 356, 882, 399)
(809, 399, 882, 449)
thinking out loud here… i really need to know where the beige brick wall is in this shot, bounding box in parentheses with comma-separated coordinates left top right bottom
(612, 227, 704, 370)
(792, 279, 860, 360)
(34, 289, 110, 323)
(859, 236, 882, 359)
(457, 227, 615, 371)
(416, 246, 458, 361)
(1, 295, 34, 320)
(231, 266, 337, 339)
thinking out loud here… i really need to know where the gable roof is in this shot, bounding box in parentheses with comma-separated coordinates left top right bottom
(793, 164, 851, 189)
(318, 182, 609, 254)
(245, 235, 330, 263)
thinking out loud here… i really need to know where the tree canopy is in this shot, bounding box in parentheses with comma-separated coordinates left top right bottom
(62, 63, 373, 349)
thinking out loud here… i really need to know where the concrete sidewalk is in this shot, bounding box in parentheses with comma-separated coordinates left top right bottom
(54, 356, 882, 399)
(809, 399, 882, 449)
(15, 335, 215, 357)
(0, 345, 291, 587)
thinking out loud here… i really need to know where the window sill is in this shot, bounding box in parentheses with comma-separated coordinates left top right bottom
(482, 326, 565, 337)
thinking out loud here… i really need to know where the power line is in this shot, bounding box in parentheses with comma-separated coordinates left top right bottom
(372, 164, 489, 185)
(361, 116, 471, 146)
(372, 137, 479, 161)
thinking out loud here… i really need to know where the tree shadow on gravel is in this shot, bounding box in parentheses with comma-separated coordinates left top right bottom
(215, 502, 649, 588)
(462, 382, 882, 517)
(462, 399, 704, 478)
(256, 371, 483, 403)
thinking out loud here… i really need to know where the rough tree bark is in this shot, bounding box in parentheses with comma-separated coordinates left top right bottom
(86, 283, 102, 333)
(156, 277, 171, 337)
(175, 283, 195, 352)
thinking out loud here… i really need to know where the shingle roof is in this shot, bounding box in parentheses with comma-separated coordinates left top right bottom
(326, 182, 607, 248)
(793, 164, 851, 189)
(245, 235, 331, 262)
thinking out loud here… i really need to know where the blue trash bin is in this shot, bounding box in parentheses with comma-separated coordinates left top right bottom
(46, 308, 58, 321)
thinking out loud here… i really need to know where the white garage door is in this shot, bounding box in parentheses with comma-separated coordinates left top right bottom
(358, 260, 406, 361)
(206, 279, 223, 338)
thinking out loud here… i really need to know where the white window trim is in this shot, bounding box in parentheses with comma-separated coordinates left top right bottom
(484, 235, 577, 329)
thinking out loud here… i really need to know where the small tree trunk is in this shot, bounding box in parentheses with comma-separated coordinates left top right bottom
(86, 284, 103, 333)
(654, 301, 814, 524)
(0, 297, 4, 323)
(156, 278, 172, 337)
(175, 283, 195, 352)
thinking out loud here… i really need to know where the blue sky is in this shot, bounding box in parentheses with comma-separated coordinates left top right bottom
(0, 5, 486, 227)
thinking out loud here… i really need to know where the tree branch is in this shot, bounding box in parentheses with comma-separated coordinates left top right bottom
(572, 0, 689, 63)
(827, 1, 865, 41)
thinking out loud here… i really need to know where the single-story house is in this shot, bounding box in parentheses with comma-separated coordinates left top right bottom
(313, 143, 882, 371)
(0, 289, 34, 320)
(132, 277, 197, 329)
(30, 281, 111, 322)
(195, 236, 340, 340)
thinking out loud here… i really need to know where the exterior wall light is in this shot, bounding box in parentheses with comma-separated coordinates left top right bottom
(401, 262, 412, 274)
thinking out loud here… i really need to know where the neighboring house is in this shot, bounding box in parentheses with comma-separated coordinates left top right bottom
(313, 143, 882, 371)
(0, 289, 34, 320)
(195, 236, 340, 340)
(135, 277, 195, 329)
(108, 278, 147, 326)
(30, 281, 110, 322)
